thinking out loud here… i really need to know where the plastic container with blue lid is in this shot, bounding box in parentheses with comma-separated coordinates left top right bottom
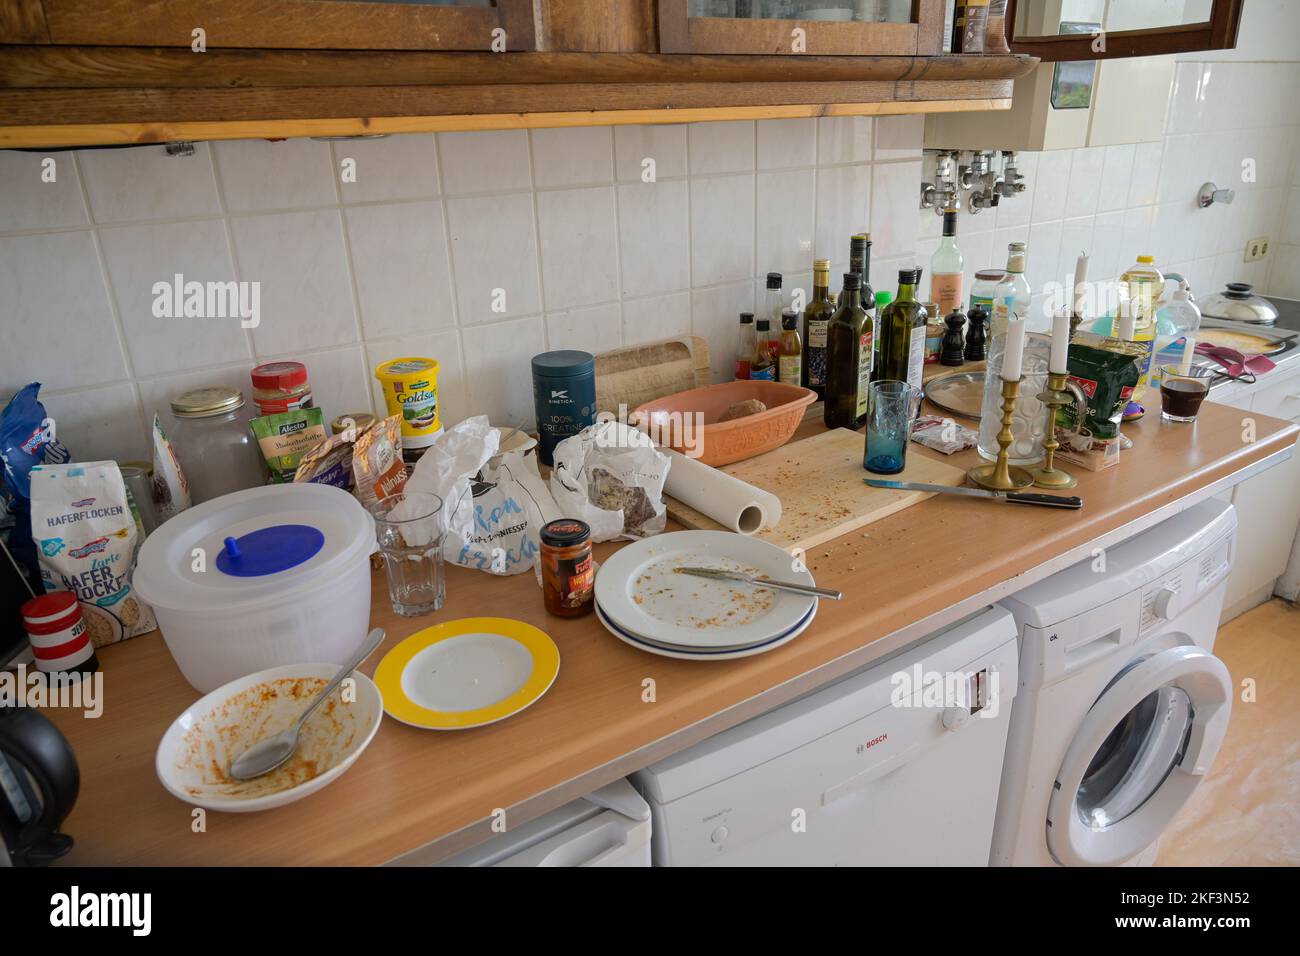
(531, 349, 596, 466)
(134, 483, 375, 692)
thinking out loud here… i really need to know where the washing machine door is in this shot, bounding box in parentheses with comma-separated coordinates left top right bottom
(1046, 645, 1232, 867)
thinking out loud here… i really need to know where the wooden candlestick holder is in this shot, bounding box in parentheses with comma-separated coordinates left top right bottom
(967, 376, 1035, 491)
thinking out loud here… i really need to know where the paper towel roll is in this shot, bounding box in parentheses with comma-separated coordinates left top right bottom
(664, 449, 782, 535)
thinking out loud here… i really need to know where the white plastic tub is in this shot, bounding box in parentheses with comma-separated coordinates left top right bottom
(135, 483, 375, 693)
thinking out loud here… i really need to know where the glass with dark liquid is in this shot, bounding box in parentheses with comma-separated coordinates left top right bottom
(1158, 365, 1213, 423)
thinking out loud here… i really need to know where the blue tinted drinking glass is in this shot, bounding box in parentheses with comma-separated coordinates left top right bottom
(864, 381, 922, 475)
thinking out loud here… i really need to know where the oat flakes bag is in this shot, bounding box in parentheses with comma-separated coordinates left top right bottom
(30, 460, 158, 647)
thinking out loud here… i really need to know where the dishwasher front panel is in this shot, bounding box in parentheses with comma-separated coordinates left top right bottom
(637, 608, 1019, 867)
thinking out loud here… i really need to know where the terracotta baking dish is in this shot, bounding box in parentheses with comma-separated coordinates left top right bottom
(634, 380, 817, 467)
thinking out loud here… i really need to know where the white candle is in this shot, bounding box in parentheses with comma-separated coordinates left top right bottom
(1072, 252, 1089, 318)
(1050, 309, 1071, 374)
(1180, 334, 1196, 375)
(1002, 318, 1026, 382)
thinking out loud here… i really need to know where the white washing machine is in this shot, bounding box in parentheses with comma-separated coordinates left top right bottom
(632, 607, 1019, 866)
(992, 498, 1237, 867)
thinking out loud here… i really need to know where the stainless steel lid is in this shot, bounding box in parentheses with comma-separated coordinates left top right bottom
(1198, 283, 1279, 325)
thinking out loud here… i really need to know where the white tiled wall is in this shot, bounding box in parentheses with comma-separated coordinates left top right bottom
(918, 60, 1300, 333)
(1, 117, 926, 461)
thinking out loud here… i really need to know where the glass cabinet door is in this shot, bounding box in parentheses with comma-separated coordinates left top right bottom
(660, 0, 946, 55)
(37, 0, 537, 51)
(1005, 0, 1242, 61)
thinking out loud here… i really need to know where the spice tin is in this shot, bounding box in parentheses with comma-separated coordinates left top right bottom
(22, 590, 98, 676)
(375, 357, 441, 450)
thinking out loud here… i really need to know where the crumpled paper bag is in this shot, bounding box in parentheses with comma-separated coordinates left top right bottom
(404, 416, 559, 575)
(549, 420, 671, 542)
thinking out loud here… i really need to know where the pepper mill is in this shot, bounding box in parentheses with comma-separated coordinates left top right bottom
(964, 305, 989, 362)
(941, 309, 966, 366)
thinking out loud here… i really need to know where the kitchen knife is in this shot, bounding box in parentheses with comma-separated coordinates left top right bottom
(864, 479, 1083, 510)
(675, 567, 843, 600)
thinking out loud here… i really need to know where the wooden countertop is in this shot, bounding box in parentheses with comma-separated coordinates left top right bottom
(37, 400, 1299, 866)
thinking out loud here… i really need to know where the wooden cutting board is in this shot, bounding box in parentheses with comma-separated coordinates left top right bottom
(665, 427, 968, 553)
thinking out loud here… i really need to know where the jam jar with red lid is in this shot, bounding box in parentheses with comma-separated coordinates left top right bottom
(539, 519, 594, 618)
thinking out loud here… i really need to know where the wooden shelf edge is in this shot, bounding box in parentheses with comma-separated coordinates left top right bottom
(0, 98, 1013, 148)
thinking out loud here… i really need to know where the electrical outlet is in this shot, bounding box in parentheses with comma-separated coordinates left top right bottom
(1244, 236, 1270, 262)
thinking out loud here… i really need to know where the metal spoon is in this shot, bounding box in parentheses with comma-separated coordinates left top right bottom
(228, 627, 386, 781)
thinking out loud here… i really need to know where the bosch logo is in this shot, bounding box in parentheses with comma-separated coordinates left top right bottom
(864, 733, 887, 750)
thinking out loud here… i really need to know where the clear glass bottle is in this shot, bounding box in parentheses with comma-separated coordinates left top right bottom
(778, 310, 802, 386)
(929, 208, 964, 318)
(168, 386, 266, 504)
(764, 272, 784, 335)
(978, 242, 1043, 464)
(751, 319, 776, 381)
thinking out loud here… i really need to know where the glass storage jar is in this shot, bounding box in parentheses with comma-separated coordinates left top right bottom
(169, 387, 266, 504)
(978, 331, 1052, 466)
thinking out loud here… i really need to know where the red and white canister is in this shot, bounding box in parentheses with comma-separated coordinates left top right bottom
(21, 591, 99, 674)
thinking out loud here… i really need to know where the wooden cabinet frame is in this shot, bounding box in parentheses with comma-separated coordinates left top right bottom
(1004, 0, 1242, 62)
(3, 0, 537, 51)
(659, 0, 944, 56)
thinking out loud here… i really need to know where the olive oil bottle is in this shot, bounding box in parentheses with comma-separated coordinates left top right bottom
(824, 273, 872, 430)
(801, 259, 834, 399)
(875, 268, 927, 389)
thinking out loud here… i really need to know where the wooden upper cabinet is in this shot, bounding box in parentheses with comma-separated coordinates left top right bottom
(25, 0, 537, 51)
(1005, 0, 1242, 61)
(658, 0, 945, 56)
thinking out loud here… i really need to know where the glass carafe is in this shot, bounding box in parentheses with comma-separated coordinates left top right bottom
(978, 332, 1052, 465)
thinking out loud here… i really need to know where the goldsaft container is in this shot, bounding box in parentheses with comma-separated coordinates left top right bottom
(531, 350, 595, 467)
(375, 357, 440, 450)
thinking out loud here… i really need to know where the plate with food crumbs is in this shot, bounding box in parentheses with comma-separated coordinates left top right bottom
(156, 662, 382, 813)
(595, 600, 817, 660)
(595, 530, 816, 650)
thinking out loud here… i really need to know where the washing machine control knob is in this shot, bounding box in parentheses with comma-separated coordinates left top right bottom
(941, 707, 970, 731)
(1152, 586, 1183, 620)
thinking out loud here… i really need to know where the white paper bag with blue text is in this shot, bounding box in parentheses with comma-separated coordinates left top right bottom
(404, 416, 560, 576)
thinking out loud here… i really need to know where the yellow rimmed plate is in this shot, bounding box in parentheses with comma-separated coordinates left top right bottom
(374, 617, 560, 730)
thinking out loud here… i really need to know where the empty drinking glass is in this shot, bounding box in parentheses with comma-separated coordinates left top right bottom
(370, 492, 446, 617)
(864, 380, 923, 475)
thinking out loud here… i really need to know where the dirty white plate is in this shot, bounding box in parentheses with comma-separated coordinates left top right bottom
(156, 662, 382, 813)
(595, 600, 817, 661)
(594, 530, 816, 649)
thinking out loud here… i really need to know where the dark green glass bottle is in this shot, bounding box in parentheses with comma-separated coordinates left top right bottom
(874, 268, 928, 390)
(824, 273, 873, 430)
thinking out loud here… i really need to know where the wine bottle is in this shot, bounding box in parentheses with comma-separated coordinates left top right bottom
(875, 268, 928, 390)
(850, 233, 875, 306)
(824, 273, 872, 430)
(929, 208, 964, 318)
(801, 259, 834, 399)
